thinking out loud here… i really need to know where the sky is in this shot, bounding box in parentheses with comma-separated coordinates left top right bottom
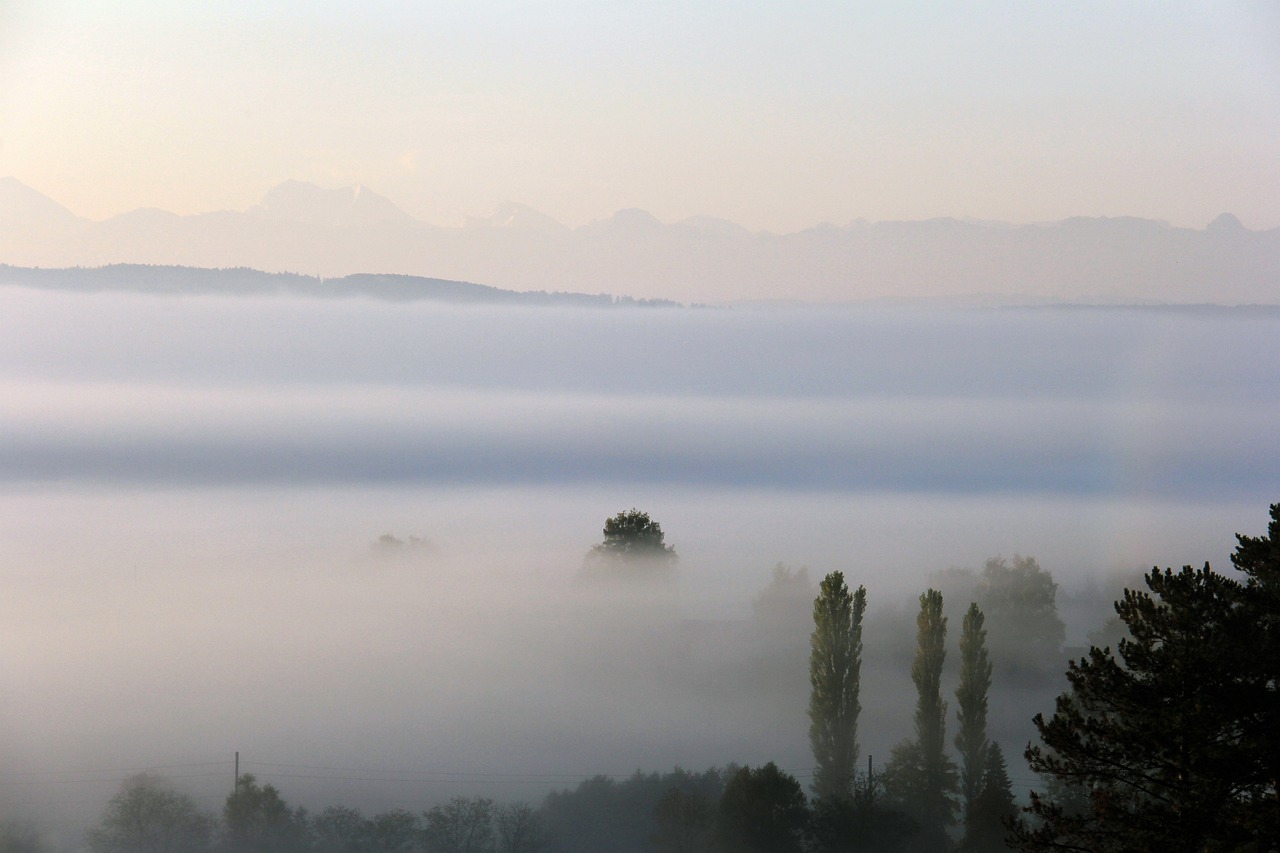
(1, 2, 1278, 232)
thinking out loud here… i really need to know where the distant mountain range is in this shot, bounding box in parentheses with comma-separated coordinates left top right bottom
(2, 177, 1278, 304)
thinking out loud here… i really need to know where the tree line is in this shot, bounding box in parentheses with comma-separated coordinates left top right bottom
(43, 503, 1280, 851)
(801, 503, 1280, 852)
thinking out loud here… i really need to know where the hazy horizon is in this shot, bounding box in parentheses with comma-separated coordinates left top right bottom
(2, 175, 1274, 235)
(3, 4, 1278, 240)
(6, 182, 1278, 305)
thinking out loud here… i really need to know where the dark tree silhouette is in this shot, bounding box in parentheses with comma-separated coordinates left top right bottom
(884, 589, 958, 850)
(90, 774, 212, 853)
(978, 556, 1065, 675)
(541, 768, 724, 853)
(495, 803, 545, 853)
(310, 806, 367, 853)
(1013, 509, 1280, 853)
(808, 771, 916, 853)
(1231, 502, 1280, 845)
(715, 763, 809, 853)
(809, 571, 867, 801)
(423, 797, 495, 853)
(583, 508, 677, 577)
(651, 788, 712, 853)
(955, 602, 992, 845)
(964, 744, 1015, 853)
(222, 775, 307, 853)
(367, 809, 420, 852)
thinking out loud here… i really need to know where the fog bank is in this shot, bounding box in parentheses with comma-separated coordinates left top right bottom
(1, 287, 1275, 844)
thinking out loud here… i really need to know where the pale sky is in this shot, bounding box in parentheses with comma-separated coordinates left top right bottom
(1, 1, 1278, 232)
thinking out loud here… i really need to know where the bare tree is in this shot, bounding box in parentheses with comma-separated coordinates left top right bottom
(424, 797, 495, 853)
(495, 803, 545, 853)
(90, 774, 212, 853)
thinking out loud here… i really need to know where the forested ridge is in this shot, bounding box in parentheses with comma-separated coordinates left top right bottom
(0, 264, 681, 307)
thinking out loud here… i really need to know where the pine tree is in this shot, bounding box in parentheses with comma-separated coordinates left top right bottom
(809, 572, 868, 801)
(1015, 504, 1280, 851)
(955, 603, 992, 845)
(966, 743, 1016, 853)
(1013, 563, 1264, 851)
(1231, 502, 1280, 844)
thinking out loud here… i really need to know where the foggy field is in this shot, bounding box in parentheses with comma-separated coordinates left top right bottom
(1, 287, 1276, 843)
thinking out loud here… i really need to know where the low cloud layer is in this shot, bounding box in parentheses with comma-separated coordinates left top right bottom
(1, 287, 1275, 844)
(3, 380, 1276, 498)
(3, 291, 1276, 498)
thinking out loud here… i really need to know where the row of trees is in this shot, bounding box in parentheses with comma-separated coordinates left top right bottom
(81, 503, 1280, 851)
(805, 502, 1280, 851)
(808, 574, 1015, 852)
(89, 774, 546, 853)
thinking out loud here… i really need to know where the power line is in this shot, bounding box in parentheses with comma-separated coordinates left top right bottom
(0, 760, 230, 778)
(0, 772, 232, 788)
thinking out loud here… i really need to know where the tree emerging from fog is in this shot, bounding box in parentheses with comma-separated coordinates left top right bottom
(222, 775, 308, 853)
(423, 797, 496, 853)
(367, 809, 420, 853)
(310, 806, 367, 853)
(89, 774, 213, 853)
(884, 589, 959, 848)
(494, 803, 547, 853)
(808, 571, 867, 802)
(651, 788, 713, 853)
(954, 601, 992, 846)
(978, 555, 1065, 674)
(714, 763, 808, 853)
(541, 768, 725, 853)
(966, 742, 1017, 852)
(582, 509, 677, 578)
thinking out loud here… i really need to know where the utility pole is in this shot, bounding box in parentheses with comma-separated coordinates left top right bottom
(234, 752, 239, 792)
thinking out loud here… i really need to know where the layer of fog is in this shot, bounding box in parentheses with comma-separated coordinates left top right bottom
(0, 487, 1261, 831)
(3, 290, 1277, 497)
(1, 287, 1276, 843)
(5, 289, 1276, 401)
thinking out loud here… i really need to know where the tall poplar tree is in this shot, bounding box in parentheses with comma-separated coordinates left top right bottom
(913, 589, 956, 830)
(809, 571, 868, 801)
(955, 602, 992, 835)
(885, 589, 958, 845)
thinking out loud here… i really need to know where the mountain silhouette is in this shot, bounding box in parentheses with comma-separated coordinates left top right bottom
(1, 178, 1277, 304)
(251, 181, 418, 229)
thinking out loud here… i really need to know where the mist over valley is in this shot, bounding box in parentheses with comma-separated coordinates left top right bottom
(0, 280, 1275, 848)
